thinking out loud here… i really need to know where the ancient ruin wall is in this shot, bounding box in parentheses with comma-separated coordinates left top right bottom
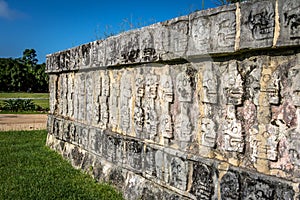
(46, 0, 300, 199)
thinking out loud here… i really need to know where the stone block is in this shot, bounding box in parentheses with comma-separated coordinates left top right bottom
(143, 146, 157, 176)
(126, 139, 143, 171)
(210, 4, 236, 53)
(240, 0, 275, 49)
(190, 162, 215, 199)
(277, 0, 300, 47)
(188, 11, 212, 57)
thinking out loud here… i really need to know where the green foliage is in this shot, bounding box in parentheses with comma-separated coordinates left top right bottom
(2, 99, 37, 112)
(0, 49, 48, 92)
(0, 130, 124, 200)
(0, 93, 49, 113)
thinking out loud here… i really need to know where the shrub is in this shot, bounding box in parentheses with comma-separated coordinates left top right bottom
(2, 99, 36, 112)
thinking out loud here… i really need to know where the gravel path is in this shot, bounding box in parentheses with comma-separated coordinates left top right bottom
(0, 114, 47, 131)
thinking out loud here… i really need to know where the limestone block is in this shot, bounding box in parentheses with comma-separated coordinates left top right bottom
(168, 156, 188, 191)
(103, 133, 123, 164)
(290, 56, 300, 107)
(78, 126, 89, 149)
(91, 40, 105, 68)
(49, 75, 57, 114)
(220, 171, 240, 200)
(105, 36, 120, 66)
(210, 4, 236, 53)
(277, 0, 300, 46)
(89, 128, 102, 155)
(78, 43, 91, 69)
(85, 73, 93, 123)
(202, 63, 218, 104)
(188, 11, 212, 56)
(78, 73, 86, 121)
(119, 31, 140, 65)
(155, 150, 165, 181)
(67, 73, 74, 118)
(143, 146, 156, 176)
(221, 169, 295, 200)
(139, 26, 159, 62)
(163, 16, 189, 58)
(62, 120, 71, 142)
(69, 46, 80, 70)
(126, 139, 143, 171)
(240, 0, 275, 49)
(201, 117, 217, 148)
(47, 114, 54, 134)
(109, 71, 120, 130)
(190, 162, 215, 200)
(119, 70, 132, 134)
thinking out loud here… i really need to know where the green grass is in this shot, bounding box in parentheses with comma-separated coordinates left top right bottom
(0, 92, 49, 99)
(0, 130, 123, 200)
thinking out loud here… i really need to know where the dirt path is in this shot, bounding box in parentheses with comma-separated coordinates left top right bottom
(0, 114, 47, 131)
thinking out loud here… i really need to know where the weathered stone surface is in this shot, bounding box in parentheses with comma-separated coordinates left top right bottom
(277, 0, 300, 46)
(240, 0, 275, 49)
(46, 1, 300, 199)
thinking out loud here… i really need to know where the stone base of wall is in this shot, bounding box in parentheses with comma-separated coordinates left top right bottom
(46, 116, 298, 200)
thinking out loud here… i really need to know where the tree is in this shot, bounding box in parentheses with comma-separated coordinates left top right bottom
(22, 49, 38, 67)
(0, 49, 48, 92)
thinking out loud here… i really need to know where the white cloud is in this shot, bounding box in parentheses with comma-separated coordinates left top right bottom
(0, 0, 24, 20)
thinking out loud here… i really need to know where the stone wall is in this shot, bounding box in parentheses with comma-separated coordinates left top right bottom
(46, 0, 300, 199)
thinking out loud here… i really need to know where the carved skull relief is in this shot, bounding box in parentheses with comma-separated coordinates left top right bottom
(176, 71, 192, 102)
(201, 118, 217, 148)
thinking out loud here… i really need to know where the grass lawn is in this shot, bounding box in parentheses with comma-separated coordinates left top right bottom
(0, 130, 123, 200)
(0, 92, 49, 99)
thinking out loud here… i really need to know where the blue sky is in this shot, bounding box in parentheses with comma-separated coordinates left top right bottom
(0, 0, 215, 63)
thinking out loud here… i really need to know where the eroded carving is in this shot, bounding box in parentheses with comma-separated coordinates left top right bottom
(127, 140, 143, 170)
(79, 44, 91, 67)
(134, 71, 145, 134)
(203, 64, 218, 104)
(283, 0, 300, 40)
(214, 11, 236, 49)
(144, 72, 159, 139)
(191, 163, 214, 200)
(120, 71, 132, 133)
(243, 179, 274, 199)
(175, 110, 192, 143)
(144, 146, 156, 176)
(169, 157, 187, 191)
(220, 171, 240, 200)
(161, 114, 173, 139)
(109, 72, 120, 129)
(290, 62, 300, 107)
(201, 118, 217, 148)
(176, 70, 192, 102)
(190, 16, 210, 52)
(266, 123, 279, 161)
(223, 62, 243, 105)
(247, 2, 275, 40)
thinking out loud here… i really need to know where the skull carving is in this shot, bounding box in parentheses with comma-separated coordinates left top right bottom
(223, 62, 244, 105)
(176, 71, 193, 102)
(161, 74, 173, 103)
(203, 65, 218, 104)
(201, 118, 217, 148)
(161, 114, 173, 139)
(290, 63, 300, 107)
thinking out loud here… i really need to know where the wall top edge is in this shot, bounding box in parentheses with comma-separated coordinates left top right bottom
(46, 0, 300, 73)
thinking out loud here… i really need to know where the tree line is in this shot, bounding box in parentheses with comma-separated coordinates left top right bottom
(0, 49, 48, 92)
